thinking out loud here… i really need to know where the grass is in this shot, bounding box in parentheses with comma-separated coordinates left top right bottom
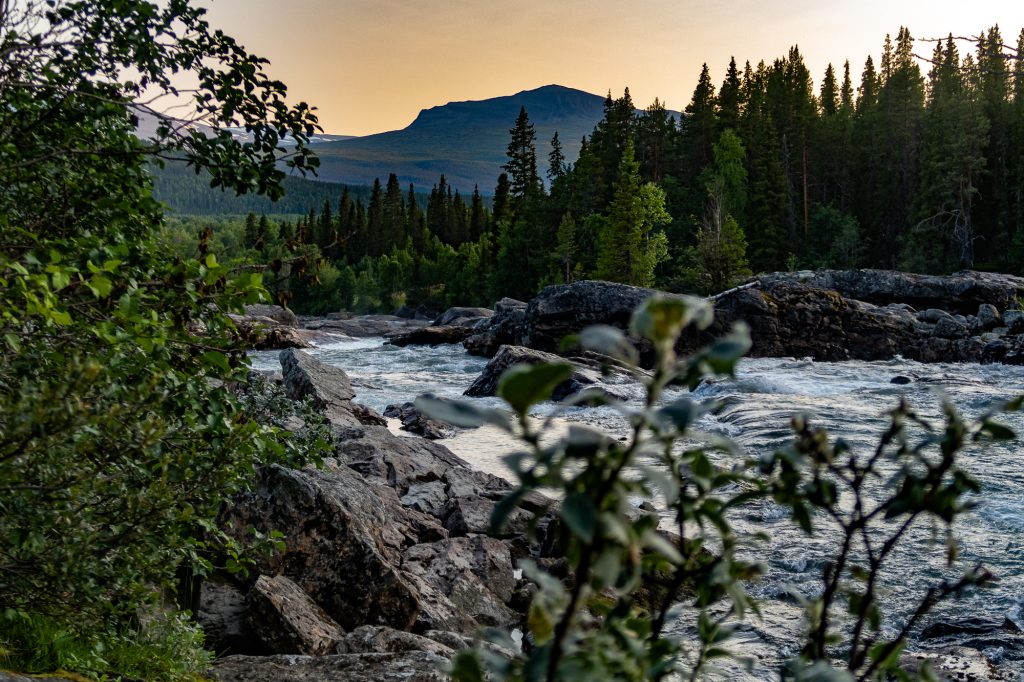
(0, 610, 212, 682)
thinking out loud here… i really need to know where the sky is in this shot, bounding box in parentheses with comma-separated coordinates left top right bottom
(199, 0, 1024, 136)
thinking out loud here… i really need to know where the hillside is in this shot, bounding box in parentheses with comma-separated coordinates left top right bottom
(310, 84, 663, 192)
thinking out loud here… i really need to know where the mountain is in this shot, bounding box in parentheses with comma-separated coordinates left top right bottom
(309, 84, 666, 193)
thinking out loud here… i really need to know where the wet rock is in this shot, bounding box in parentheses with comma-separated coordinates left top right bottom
(975, 303, 1002, 332)
(211, 651, 449, 682)
(197, 579, 262, 655)
(303, 314, 429, 338)
(387, 325, 475, 346)
(464, 345, 602, 399)
(351, 402, 388, 426)
(891, 375, 913, 385)
(246, 574, 343, 655)
(220, 464, 431, 632)
(384, 402, 455, 439)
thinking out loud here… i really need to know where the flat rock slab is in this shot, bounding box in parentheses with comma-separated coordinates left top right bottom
(211, 651, 449, 682)
(247, 574, 343, 655)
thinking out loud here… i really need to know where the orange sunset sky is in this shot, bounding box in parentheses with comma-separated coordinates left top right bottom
(200, 0, 1024, 136)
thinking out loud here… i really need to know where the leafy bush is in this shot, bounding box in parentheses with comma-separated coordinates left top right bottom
(0, 0, 324, 676)
(420, 295, 1018, 681)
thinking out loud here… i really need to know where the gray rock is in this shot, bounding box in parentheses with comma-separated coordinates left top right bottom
(403, 537, 520, 629)
(303, 314, 429, 338)
(387, 325, 475, 347)
(220, 464, 433, 632)
(463, 344, 601, 399)
(443, 495, 533, 538)
(463, 298, 528, 357)
(1004, 309, 1024, 333)
(211, 651, 449, 682)
(917, 308, 953, 324)
(933, 316, 970, 339)
(338, 625, 456, 657)
(280, 349, 359, 426)
(244, 304, 299, 327)
(433, 306, 494, 327)
(975, 303, 1002, 332)
(231, 314, 312, 350)
(336, 424, 470, 494)
(401, 481, 449, 517)
(246, 574, 343, 655)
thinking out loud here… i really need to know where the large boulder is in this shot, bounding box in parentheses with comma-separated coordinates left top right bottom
(197, 579, 263, 655)
(387, 325, 475, 347)
(231, 314, 312, 350)
(303, 314, 429, 338)
(220, 463, 431, 631)
(433, 306, 494, 327)
(463, 297, 528, 357)
(758, 269, 1024, 314)
(522, 280, 660, 353)
(211, 652, 449, 682)
(244, 304, 299, 327)
(464, 344, 602, 399)
(246, 574, 344, 655)
(280, 348, 387, 428)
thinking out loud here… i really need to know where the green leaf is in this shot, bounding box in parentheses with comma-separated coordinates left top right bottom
(560, 492, 598, 543)
(497, 362, 574, 415)
(414, 395, 511, 430)
(577, 324, 639, 364)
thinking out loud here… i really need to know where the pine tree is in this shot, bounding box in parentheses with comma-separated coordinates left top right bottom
(504, 106, 540, 205)
(383, 173, 406, 250)
(243, 212, 260, 250)
(718, 56, 743, 131)
(366, 178, 384, 256)
(553, 212, 580, 283)
(470, 186, 488, 240)
(548, 131, 566, 183)
(636, 98, 674, 183)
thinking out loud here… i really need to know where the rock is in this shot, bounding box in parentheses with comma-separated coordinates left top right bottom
(338, 625, 456, 657)
(523, 280, 660, 354)
(464, 345, 602, 399)
(919, 308, 954, 324)
(220, 464, 431, 632)
(403, 537, 520, 628)
(443, 495, 533, 538)
(302, 314, 429, 338)
(463, 298, 528, 357)
(975, 303, 1002, 332)
(336, 423, 471, 494)
(211, 652, 449, 682)
(244, 304, 298, 327)
(759, 269, 1024, 314)
(921, 616, 1020, 640)
(1003, 309, 1024, 333)
(384, 402, 455, 439)
(933, 315, 970, 339)
(197, 579, 263, 655)
(433, 306, 494, 327)
(246, 574, 343, 655)
(387, 325, 475, 347)
(394, 304, 437, 321)
(280, 348, 359, 426)
(890, 375, 912, 385)
(352, 402, 388, 426)
(231, 314, 312, 350)
(401, 481, 449, 517)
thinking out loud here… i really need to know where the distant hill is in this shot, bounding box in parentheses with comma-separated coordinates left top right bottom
(150, 162, 382, 216)
(309, 84, 674, 193)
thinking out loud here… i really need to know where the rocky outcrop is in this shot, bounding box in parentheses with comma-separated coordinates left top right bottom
(246, 575, 344, 655)
(387, 325, 477, 347)
(206, 350, 555, 677)
(231, 313, 312, 350)
(434, 306, 494, 327)
(759, 269, 1024, 314)
(244, 304, 299, 327)
(464, 344, 603, 399)
(384, 402, 454, 439)
(303, 313, 430, 338)
(463, 298, 528, 356)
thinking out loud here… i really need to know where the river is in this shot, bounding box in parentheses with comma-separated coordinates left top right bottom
(251, 338, 1024, 679)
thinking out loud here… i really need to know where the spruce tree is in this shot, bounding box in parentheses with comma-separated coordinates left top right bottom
(504, 106, 540, 204)
(548, 131, 566, 182)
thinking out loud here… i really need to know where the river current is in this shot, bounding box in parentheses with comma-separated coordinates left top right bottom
(251, 338, 1024, 679)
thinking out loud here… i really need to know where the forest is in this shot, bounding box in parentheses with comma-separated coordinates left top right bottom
(164, 26, 1024, 314)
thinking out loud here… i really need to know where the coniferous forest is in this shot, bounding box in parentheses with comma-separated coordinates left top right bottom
(164, 27, 1024, 313)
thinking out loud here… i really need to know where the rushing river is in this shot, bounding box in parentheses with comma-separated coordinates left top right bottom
(251, 339, 1024, 679)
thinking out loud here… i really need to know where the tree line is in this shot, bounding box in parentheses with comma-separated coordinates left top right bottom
(167, 26, 1024, 313)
